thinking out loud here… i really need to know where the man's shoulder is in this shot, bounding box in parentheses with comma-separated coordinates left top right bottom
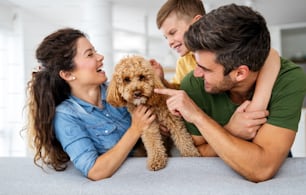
(280, 58, 305, 74)
(278, 58, 306, 87)
(180, 71, 196, 88)
(180, 72, 204, 94)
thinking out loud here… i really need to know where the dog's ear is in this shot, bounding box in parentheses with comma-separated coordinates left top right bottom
(153, 73, 165, 89)
(106, 74, 126, 107)
(147, 72, 166, 105)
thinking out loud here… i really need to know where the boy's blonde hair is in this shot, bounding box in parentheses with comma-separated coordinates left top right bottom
(156, 0, 206, 29)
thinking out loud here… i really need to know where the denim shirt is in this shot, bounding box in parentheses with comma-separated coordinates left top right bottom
(54, 84, 131, 177)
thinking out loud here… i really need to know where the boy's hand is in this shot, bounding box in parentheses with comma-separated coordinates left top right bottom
(224, 100, 269, 140)
(149, 59, 164, 79)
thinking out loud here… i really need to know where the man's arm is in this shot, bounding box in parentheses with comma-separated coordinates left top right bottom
(193, 112, 295, 182)
(155, 88, 296, 182)
(194, 100, 269, 156)
(192, 135, 218, 157)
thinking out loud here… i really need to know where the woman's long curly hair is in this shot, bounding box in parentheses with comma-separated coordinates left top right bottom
(26, 28, 86, 171)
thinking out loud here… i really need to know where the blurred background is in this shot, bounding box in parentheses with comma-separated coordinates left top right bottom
(0, 0, 305, 157)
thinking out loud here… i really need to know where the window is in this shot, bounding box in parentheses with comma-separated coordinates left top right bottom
(113, 30, 146, 62)
(113, 29, 177, 80)
(0, 28, 27, 157)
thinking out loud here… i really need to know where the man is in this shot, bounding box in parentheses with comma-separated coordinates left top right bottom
(155, 4, 306, 182)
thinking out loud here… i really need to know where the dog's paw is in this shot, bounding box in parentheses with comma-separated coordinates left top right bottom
(180, 147, 201, 157)
(147, 155, 167, 171)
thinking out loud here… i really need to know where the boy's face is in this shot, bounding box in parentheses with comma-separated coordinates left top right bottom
(160, 12, 193, 57)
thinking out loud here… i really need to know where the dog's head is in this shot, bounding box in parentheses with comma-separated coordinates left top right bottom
(107, 55, 164, 107)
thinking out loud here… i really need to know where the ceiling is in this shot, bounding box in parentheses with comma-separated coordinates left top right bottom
(2, 0, 306, 36)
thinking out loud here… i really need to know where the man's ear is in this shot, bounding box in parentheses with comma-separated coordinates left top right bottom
(59, 70, 76, 81)
(233, 65, 249, 82)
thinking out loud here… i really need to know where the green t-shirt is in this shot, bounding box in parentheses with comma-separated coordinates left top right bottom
(181, 58, 306, 136)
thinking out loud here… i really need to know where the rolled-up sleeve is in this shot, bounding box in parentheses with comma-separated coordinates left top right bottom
(54, 113, 98, 177)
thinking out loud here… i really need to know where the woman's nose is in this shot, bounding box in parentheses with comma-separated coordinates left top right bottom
(97, 53, 104, 61)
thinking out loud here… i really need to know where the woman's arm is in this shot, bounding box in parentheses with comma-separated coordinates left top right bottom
(87, 105, 155, 180)
(246, 48, 280, 111)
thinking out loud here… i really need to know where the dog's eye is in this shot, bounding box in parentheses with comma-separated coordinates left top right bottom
(139, 74, 146, 81)
(123, 77, 130, 83)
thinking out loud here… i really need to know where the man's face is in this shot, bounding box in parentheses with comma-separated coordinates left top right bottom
(193, 50, 235, 94)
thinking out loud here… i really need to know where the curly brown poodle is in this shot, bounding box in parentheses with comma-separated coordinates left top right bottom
(106, 55, 200, 171)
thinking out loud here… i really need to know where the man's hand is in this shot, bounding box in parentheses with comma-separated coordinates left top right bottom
(154, 88, 202, 123)
(224, 100, 269, 140)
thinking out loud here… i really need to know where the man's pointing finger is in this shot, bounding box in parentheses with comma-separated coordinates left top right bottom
(154, 88, 178, 96)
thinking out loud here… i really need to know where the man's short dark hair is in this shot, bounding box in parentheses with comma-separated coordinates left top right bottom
(184, 4, 271, 75)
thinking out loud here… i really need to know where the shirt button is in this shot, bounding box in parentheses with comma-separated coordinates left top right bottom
(105, 113, 110, 117)
(105, 130, 108, 133)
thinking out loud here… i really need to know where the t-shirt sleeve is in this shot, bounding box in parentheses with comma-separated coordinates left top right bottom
(267, 62, 306, 131)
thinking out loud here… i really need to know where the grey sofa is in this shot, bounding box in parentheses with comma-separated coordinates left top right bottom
(1, 157, 306, 195)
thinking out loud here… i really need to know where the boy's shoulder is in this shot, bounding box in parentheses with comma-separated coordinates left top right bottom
(177, 52, 196, 66)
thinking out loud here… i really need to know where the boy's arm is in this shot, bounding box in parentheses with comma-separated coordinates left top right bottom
(149, 59, 165, 79)
(150, 59, 180, 89)
(224, 48, 280, 140)
(246, 48, 280, 111)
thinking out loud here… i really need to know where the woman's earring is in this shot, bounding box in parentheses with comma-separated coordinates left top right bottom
(71, 76, 76, 80)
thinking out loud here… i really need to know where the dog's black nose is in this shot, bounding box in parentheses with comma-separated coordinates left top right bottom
(133, 90, 142, 98)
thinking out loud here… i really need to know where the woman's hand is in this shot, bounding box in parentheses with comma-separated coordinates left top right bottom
(130, 105, 156, 135)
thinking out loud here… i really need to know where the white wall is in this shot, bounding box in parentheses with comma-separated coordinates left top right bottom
(0, 5, 75, 156)
(0, 5, 27, 156)
(281, 26, 306, 60)
(270, 23, 306, 157)
(292, 109, 306, 157)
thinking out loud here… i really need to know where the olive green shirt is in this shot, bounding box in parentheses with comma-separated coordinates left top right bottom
(181, 58, 306, 135)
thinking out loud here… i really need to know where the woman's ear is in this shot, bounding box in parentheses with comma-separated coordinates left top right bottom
(59, 70, 76, 81)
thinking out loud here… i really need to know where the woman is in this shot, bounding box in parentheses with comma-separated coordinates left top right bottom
(26, 28, 155, 181)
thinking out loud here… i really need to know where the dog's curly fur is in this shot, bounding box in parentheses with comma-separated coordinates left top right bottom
(106, 55, 200, 171)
